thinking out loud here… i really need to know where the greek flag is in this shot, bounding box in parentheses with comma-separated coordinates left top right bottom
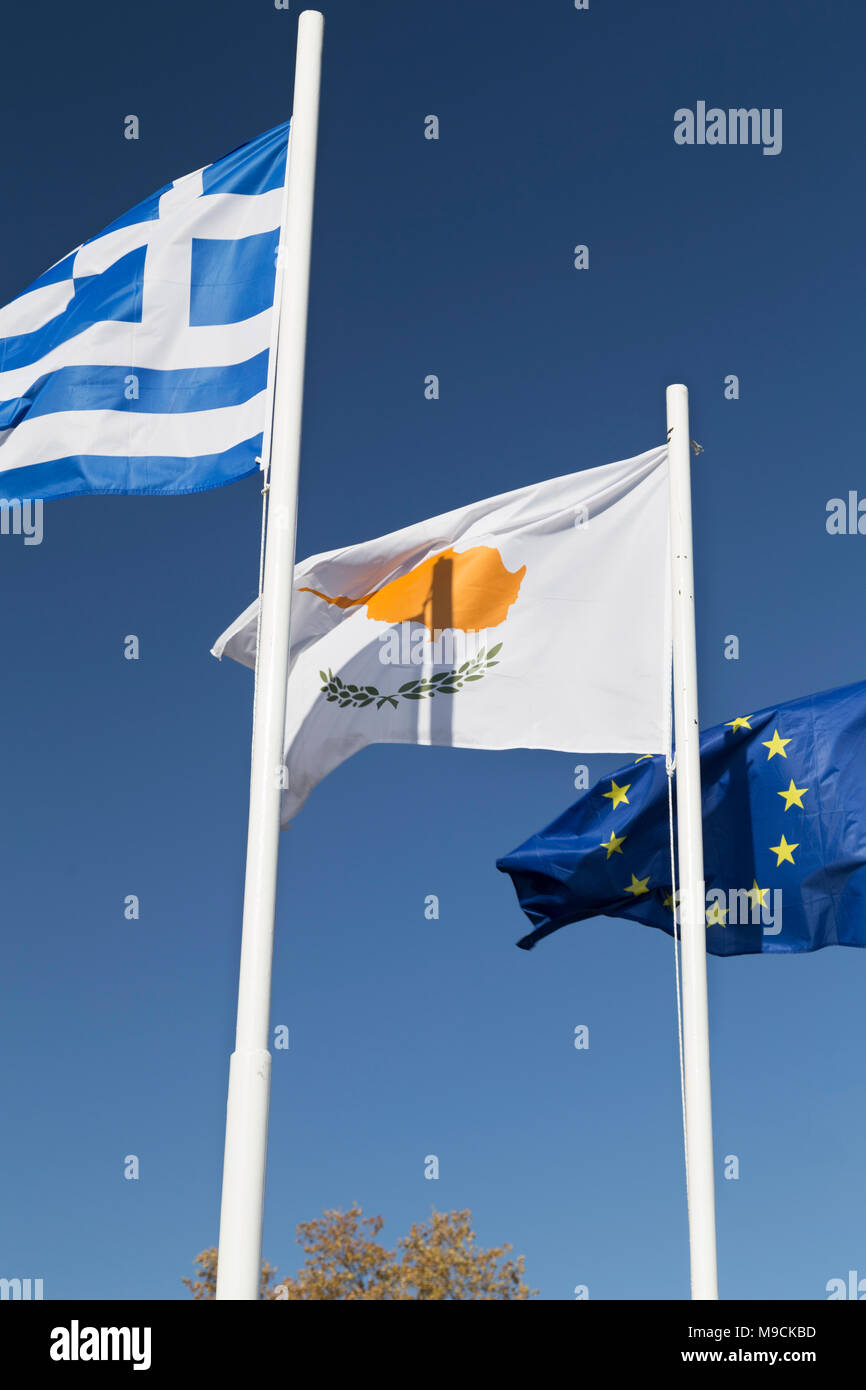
(0, 122, 289, 501)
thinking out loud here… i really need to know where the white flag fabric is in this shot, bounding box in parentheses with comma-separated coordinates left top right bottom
(213, 446, 672, 823)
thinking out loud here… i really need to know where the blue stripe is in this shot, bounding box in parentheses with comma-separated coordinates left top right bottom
(25, 252, 78, 294)
(0, 435, 262, 502)
(1, 246, 145, 373)
(201, 121, 289, 197)
(0, 352, 269, 429)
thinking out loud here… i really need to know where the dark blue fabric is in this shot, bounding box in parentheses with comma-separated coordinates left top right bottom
(498, 680, 866, 955)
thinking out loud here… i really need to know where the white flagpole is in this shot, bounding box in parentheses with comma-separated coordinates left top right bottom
(666, 382, 719, 1300)
(215, 10, 324, 1301)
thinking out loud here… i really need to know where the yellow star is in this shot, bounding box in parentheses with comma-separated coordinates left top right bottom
(769, 834, 798, 867)
(603, 779, 631, 809)
(706, 901, 727, 927)
(624, 873, 650, 897)
(726, 716, 752, 733)
(762, 729, 791, 760)
(778, 778, 808, 811)
(663, 889, 680, 912)
(747, 880, 770, 911)
(600, 831, 626, 859)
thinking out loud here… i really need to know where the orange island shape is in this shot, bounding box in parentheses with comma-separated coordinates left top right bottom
(299, 544, 526, 634)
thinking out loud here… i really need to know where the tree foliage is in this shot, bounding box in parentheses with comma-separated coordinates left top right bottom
(182, 1248, 277, 1301)
(185, 1206, 534, 1300)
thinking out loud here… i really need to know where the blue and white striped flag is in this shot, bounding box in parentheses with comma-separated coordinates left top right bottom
(0, 122, 289, 501)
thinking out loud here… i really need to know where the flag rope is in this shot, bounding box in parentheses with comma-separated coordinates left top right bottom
(248, 115, 291, 754)
(667, 749, 690, 1211)
(248, 465, 271, 754)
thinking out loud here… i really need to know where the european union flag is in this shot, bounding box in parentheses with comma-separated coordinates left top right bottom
(497, 679, 866, 956)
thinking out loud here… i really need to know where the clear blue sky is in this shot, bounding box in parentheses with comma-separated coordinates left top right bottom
(1, 0, 865, 1300)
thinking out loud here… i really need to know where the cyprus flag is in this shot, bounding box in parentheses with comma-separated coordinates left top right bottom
(213, 446, 672, 822)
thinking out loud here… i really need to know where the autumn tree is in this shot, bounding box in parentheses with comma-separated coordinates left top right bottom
(184, 1206, 534, 1300)
(183, 1248, 278, 1301)
(394, 1208, 532, 1301)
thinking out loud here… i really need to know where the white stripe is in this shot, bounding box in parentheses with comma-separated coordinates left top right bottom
(0, 389, 267, 473)
(0, 280, 76, 338)
(180, 188, 284, 239)
(71, 222, 154, 278)
(0, 310, 272, 398)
